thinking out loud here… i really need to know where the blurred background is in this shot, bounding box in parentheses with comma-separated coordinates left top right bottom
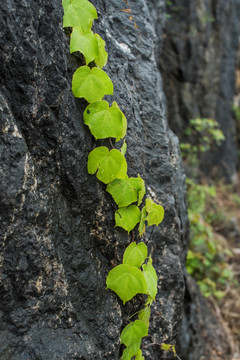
(156, 1, 240, 358)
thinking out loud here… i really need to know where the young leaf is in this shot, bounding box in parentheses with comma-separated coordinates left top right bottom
(123, 242, 148, 268)
(83, 100, 126, 141)
(115, 205, 141, 233)
(139, 206, 147, 235)
(138, 306, 151, 327)
(70, 27, 98, 65)
(106, 176, 145, 208)
(106, 264, 147, 304)
(120, 140, 127, 156)
(121, 341, 141, 360)
(142, 259, 158, 300)
(121, 320, 148, 347)
(94, 33, 108, 68)
(62, 0, 97, 29)
(88, 146, 127, 184)
(72, 66, 113, 103)
(161, 343, 176, 355)
(145, 198, 164, 227)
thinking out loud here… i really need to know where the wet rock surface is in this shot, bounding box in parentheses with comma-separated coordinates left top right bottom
(158, 0, 240, 181)
(0, 0, 188, 359)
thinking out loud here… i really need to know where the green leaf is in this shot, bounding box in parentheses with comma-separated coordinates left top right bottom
(161, 343, 176, 355)
(145, 198, 164, 227)
(106, 264, 147, 304)
(142, 259, 158, 300)
(138, 306, 151, 327)
(72, 66, 113, 103)
(121, 320, 148, 347)
(121, 341, 141, 360)
(87, 146, 127, 184)
(139, 206, 147, 235)
(123, 242, 148, 268)
(62, 0, 97, 29)
(120, 140, 127, 156)
(107, 176, 145, 208)
(107, 178, 137, 207)
(83, 101, 126, 141)
(70, 28, 108, 68)
(70, 27, 98, 64)
(115, 205, 141, 233)
(94, 33, 108, 68)
(135, 349, 145, 360)
(112, 101, 127, 140)
(129, 176, 145, 206)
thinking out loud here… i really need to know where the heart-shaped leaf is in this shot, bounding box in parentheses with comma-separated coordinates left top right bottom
(106, 264, 147, 304)
(115, 205, 141, 233)
(70, 27, 98, 64)
(145, 198, 164, 227)
(106, 175, 145, 208)
(107, 178, 137, 207)
(72, 66, 113, 103)
(121, 320, 148, 346)
(88, 146, 127, 184)
(63, 0, 97, 29)
(142, 259, 158, 300)
(123, 242, 148, 268)
(84, 101, 126, 141)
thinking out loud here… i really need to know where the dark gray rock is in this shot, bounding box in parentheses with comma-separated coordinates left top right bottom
(0, 0, 188, 359)
(157, 0, 240, 181)
(177, 276, 232, 360)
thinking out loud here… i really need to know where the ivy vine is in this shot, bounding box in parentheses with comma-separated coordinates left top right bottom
(62, 1, 165, 358)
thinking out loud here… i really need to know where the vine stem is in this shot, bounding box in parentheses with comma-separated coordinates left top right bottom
(121, 0, 142, 41)
(109, 138, 114, 149)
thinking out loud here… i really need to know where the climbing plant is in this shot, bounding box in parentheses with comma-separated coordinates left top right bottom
(62, 0, 165, 358)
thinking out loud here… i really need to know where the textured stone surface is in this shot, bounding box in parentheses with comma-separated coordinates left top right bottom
(0, 0, 188, 359)
(177, 276, 232, 360)
(234, 41, 240, 170)
(158, 0, 240, 181)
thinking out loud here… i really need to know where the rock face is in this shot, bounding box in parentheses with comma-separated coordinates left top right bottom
(0, 0, 188, 359)
(157, 0, 240, 181)
(177, 276, 233, 360)
(234, 41, 240, 169)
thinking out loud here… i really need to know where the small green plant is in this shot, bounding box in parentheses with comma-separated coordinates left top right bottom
(161, 343, 176, 356)
(200, 13, 215, 25)
(231, 192, 240, 206)
(180, 118, 234, 299)
(232, 104, 240, 122)
(180, 117, 225, 178)
(62, 1, 168, 358)
(186, 179, 234, 299)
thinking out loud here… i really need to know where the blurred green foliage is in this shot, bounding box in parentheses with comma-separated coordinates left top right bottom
(181, 117, 234, 299)
(180, 117, 225, 178)
(186, 178, 234, 299)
